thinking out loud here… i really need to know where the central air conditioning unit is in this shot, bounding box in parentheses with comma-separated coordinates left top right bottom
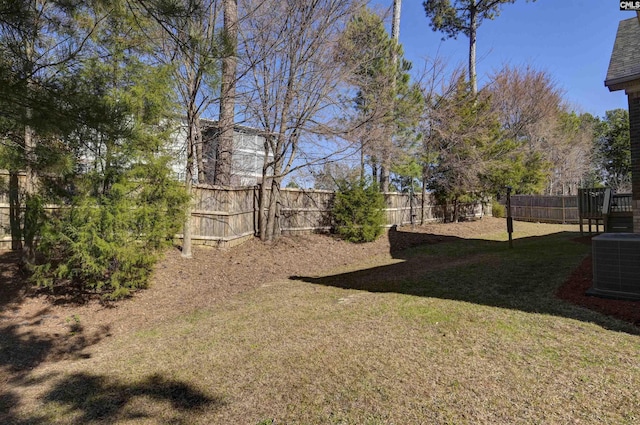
(589, 233, 640, 300)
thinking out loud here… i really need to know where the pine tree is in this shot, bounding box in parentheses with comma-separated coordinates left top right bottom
(0, 0, 95, 259)
(595, 109, 631, 192)
(31, 2, 188, 298)
(425, 76, 500, 220)
(336, 7, 423, 191)
(423, 0, 536, 94)
(333, 178, 386, 243)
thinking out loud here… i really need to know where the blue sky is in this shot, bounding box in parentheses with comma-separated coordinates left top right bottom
(391, 0, 632, 118)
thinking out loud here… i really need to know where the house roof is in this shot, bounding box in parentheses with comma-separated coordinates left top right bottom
(200, 118, 267, 137)
(605, 17, 640, 91)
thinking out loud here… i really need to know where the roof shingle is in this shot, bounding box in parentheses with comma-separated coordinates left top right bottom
(605, 17, 640, 90)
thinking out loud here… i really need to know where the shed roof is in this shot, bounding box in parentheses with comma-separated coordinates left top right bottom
(605, 17, 640, 91)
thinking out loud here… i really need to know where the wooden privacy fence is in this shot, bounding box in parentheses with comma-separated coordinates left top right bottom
(0, 184, 488, 249)
(181, 185, 257, 246)
(509, 195, 579, 224)
(178, 186, 487, 247)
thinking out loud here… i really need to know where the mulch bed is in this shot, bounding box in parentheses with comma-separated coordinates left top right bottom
(555, 237, 640, 326)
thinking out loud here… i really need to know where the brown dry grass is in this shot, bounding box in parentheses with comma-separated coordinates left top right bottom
(1, 218, 639, 424)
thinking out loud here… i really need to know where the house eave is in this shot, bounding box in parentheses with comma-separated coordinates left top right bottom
(605, 75, 640, 93)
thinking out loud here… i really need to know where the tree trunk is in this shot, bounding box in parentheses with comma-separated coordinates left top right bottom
(469, 4, 478, 95)
(360, 140, 365, 182)
(22, 91, 36, 263)
(9, 172, 22, 251)
(264, 179, 279, 241)
(266, 179, 281, 241)
(214, 0, 238, 186)
(181, 117, 198, 258)
(259, 135, 272, 241)
(392, 0, 401, 40)
(196, 130, 204, 183)
(259, 178, 268, 241)
(22, 22, 36, 263)
(262, 146, 284, 242)
(453, 198, 459, 223)
(380, 162, 389, 192)
(181, 191, 194, 260)
(381, 0, 401, 194)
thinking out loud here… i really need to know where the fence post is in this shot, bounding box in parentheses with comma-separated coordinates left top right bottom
(506, 187, 513, 248)
(410, 188, 415, 227)
(253, 185, 259, 237)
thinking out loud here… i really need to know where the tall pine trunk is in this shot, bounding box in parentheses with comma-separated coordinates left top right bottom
(468, 4, 477, 95)
(379, 0, 401, 193)
(380, 161, 389, 192)
(214, 0, 238, 186)
(22, 27, 37, 264)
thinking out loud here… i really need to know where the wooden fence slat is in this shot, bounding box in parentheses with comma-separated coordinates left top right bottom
(509, 195, 578, 224)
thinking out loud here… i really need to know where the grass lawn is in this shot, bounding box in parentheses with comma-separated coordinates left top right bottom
(2, 222, 639, 424)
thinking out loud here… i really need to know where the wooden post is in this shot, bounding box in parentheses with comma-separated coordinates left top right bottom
(253, 185, 259, 236)
(506, 186, 513, 249)
(410, 186, 415, 228)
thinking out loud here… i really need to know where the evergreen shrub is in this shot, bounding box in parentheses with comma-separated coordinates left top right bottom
(32, 172, 187, 299)
(492, 200, 506, 218)
(332, 179, 386, 243)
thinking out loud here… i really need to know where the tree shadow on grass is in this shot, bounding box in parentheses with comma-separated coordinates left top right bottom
(0, 312, 109, 379)
(0, 249, 111, 379)
(292, 225, 640, 335)
(1, 372, 223, 424)
(0, 249, 221, 424)
(0, 251, 112, 423)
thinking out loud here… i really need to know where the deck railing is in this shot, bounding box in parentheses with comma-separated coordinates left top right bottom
(578, 188, 633, 234)
(577, 188, 607, 219)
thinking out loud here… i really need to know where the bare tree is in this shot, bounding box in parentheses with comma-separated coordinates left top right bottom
(415, 56, 459, 222)
(143, 0, 221, 257)
(238, 0, 361, 241)
(487, 65, 562, 143)
(488, 65, 593, 195)
(541, 112, 595, 195)
(312, 161, 360, 191)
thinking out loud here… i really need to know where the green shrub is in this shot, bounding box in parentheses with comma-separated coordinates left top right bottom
(492, 200, 506, 218)
(332, 179, 386, 243)
(32, 172, 188, 299)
